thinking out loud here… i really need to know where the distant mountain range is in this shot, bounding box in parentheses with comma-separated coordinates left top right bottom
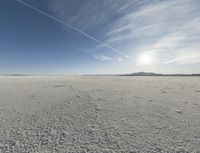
(1, 72, 200, 76)
(121, 72, 200, 76)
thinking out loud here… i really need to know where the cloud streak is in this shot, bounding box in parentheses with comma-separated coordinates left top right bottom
(16, 0, 130, 59)
(91, 54, 112, 62)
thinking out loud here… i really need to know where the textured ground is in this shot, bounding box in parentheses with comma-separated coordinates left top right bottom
(0, 76, 200, 153)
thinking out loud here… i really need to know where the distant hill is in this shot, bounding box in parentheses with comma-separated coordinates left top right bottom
(121, 72, 200, 76)
(123, 72, 163, 76)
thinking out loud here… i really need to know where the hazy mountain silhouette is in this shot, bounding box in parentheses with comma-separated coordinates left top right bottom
(121, 72, 200, 76)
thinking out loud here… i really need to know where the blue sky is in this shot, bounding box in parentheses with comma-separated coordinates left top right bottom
(0, 0, 200, 74)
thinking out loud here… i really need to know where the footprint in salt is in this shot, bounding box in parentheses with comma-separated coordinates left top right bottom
(54, 84, 66, 88)
(175, 110, 183, 114)
(95, 106, 103, 111)
(76, 94, 81, 99)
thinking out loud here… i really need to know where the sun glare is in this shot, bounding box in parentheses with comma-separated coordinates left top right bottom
(138, 53, 153, 65)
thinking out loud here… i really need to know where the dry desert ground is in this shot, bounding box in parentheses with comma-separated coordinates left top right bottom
(0, 76, 200, 153)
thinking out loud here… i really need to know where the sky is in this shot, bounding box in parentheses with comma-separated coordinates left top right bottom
(0, 0, 200, 75)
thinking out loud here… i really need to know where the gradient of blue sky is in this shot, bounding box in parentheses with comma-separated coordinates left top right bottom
(0, 0, 200, 74)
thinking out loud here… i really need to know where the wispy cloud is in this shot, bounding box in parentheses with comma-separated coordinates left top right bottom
(105, 0, 200, 65)
(165, 51, 200, 65)
(49, 0, 200, 66)
(91, 53, 112, 62)
(117, 58, 123, 62)
(48, 0, 140, 30)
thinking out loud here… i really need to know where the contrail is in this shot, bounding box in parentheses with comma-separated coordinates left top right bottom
(16, 0, 130, 59)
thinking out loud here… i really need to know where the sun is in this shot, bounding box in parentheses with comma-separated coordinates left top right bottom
(138, 53, 153, 65)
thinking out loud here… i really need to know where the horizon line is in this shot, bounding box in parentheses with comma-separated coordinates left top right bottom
(1, 72, 200, 76)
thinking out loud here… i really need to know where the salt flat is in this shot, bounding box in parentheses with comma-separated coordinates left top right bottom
(0, 76, 200, 153)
